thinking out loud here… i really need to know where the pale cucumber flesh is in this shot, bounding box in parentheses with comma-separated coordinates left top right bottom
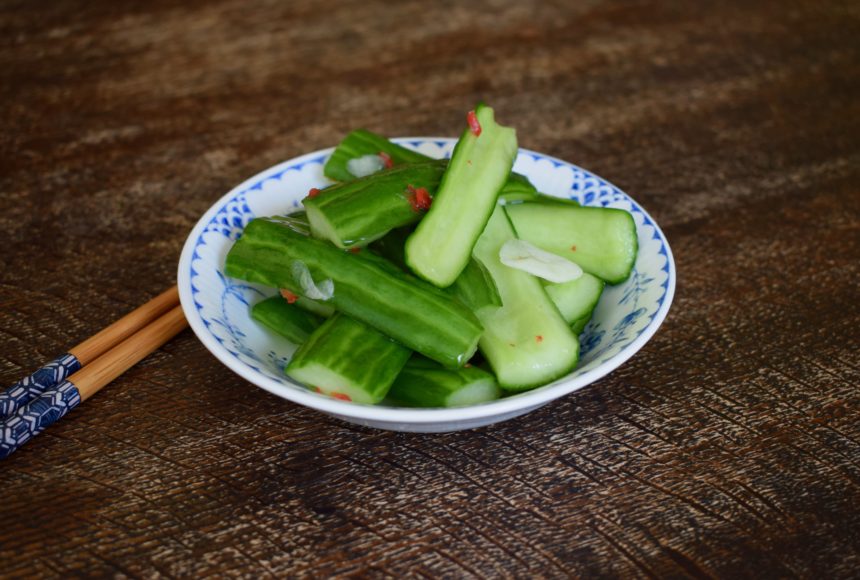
(506, 203, 637, 284)
(405, 105, 518, 287)
(472, 206, 579, 391)
(543, 272, 605, 325)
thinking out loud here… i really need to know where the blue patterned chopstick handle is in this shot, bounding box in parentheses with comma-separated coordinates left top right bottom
(0, 380, 81, 459)
(0, 353, 81, 420)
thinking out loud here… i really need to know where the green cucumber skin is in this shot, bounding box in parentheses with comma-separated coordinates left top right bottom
(295, 296, 335, 318)
(372, 228, 501, 316)
(275, 211, 311, 234)
(287, 313, 411, 404)
(570, 314, 592, 335)
(405, 104, 518, 287)
(324, 129, 430, 182)
(369, 226, 413, 271)
(543, 273, 605, 325)
(303, 161, 446, 249)
(225, 218, 483, 368)
(506, 202, 638, 284)
(326, 127, 537, 200)
(251, 296, 323, 343)
(472, 206, 580, 391)
(497, 173, 539, 204)
(386, 356, 499, 408)
(500, 193, 581, 207)
(449, 257, 502, 315)
(272, 212, 336, 318)
(498, 191, 581, 206)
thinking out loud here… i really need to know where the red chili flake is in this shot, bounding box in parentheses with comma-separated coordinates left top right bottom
(570, 245, 577, 252)
(378, 151, 394, 169)
(308, 187, 321, 198)
(280, 289, 299, 304)
(331, 392, 352, 401)
(349, 246, 362, 254)
(467, 110, 482, 136)
(536, 335, 544, 343)
(313, 386, 322, 393)
(415, 188, 431, 210)
(407, 185, 432, 212)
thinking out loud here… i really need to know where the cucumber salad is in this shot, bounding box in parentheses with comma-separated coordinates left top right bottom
(225, 104, 638, 408)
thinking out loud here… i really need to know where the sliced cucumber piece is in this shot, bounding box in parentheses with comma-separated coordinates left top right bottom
(505, 202, 638, 284)
(373, 227, 501, 317)
(369, 225, 412, 271)
(225, 217, 483, 368)
(294, 296, 335, 318)
(543, 272, 605, 326)
(497, 173, 539, 205)
(496, 175, 578, 207)
(271, 213, 336, 318)
(386, 356, 500, 408)
(272, 210, 311, 235)
(472, 206, 579, 391)
(571, 314, 592, 335)
(324, 129, 430, 182)
(286, 313, 411, 404)
(448, 257, 501, 317)
(303, 161, 446, 249)
(405, 105, 518, 287)
(251, 296, 323, 343)
(327, 127, 537, 202)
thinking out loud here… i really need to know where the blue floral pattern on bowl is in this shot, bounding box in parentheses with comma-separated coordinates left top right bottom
(178, 138, 674, 430)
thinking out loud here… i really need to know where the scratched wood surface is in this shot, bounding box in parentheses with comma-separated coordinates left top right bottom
(1, 0, 859, 577)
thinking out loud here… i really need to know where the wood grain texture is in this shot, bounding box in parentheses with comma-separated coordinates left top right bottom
(1, 0, 859, 577)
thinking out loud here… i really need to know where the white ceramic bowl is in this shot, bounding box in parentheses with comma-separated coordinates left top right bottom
(178, 138, 675, 432)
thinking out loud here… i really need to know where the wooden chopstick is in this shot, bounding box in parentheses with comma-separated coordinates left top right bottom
(1, 292, 188, 459)
(70, 285, 180, 365)
(71, 304, 187, 401)
(0, 285, 181, 420)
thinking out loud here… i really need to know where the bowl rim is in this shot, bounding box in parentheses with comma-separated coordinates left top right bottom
(178, 137, 676, 424)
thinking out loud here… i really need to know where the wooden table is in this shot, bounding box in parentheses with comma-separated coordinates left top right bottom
(2, 0, 858, 576)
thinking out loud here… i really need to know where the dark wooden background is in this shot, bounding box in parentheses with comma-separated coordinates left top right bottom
(2, 0, 858, 577)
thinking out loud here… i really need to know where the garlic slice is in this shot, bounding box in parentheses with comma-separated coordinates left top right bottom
(346, 154, 385, 178)
(499, 239, 583, 283)
(291, 261, 334, 301)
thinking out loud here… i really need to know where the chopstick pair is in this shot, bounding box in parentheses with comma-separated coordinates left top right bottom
(0, 286, 188, 459)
